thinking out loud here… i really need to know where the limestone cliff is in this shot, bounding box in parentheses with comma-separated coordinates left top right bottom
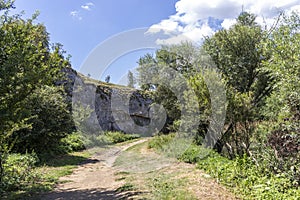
(63, 67, 152, 134)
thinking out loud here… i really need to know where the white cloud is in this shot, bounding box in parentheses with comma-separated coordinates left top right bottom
(70, 2, 94, 20)
(81, 2, 94, 11)
(149, 0, 300, 44)
(70, 10, 82, 20)
(221, 18, 237, 29)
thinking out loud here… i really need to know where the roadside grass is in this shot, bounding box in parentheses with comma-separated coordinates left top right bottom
(116, 183, 135, 192)
(37, 150, 91, 183)
(2, 131, 138, 200)
(148, 134, 300, 200)
(113, 139, 198, 199)
(2, 150, 91, 200)
(147, 171, 197, 200)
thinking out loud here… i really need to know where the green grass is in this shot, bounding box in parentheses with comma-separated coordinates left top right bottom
(116, 183, 135, 192)
(2, 150, 91, 200)
(149, 175, 197, 200)
(103, 131, 140, 144)
(37, 150, 90, 183)
(196, 151, 300, 200)
(113, 139, 198, 199)
(148, 135, 300, 200)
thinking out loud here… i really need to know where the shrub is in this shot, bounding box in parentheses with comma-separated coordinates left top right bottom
(60, 132, 86, 152)
(103, 131, 140, 144)
(196, 151, 300, 199)
(1, 153, 41, 192)
(148, 133, 175, 151)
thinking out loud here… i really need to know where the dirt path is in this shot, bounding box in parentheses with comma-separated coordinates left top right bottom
(42, 139, 238, 200)
(42, 139, 148, 200)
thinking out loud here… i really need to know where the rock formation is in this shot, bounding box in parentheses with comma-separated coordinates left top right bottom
(63, 67, 153, 134)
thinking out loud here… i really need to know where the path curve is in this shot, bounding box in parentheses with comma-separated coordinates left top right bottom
(42, 139, 148, 200)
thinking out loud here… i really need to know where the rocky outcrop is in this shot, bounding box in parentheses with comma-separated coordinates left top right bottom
(63, 67, 152, 134)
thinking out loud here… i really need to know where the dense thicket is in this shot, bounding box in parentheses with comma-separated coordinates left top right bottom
(138, 11, 300, 192)
(0, 0, 74, 189)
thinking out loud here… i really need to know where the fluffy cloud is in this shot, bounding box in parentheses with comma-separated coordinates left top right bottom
(149, 0, 300, 44)
(70, 2, 94, 20)
(70, 10, 82, 20)
(81, 2, 94, 11)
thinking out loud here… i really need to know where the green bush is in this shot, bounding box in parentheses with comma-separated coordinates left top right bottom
(11, 86, 74, 154)
(149, 134, 300, 199)
(60, 132, 86, 153)
(1, 153, 41, 192)
(196, 151, 300, 199)
(178, 144, 211, 164)
(103, 131, 140, 143)
(147, 133, 175, 151)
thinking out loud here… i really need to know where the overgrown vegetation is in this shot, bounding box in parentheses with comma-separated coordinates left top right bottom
(141, 11, 300, 200)
(0, 0, 299, 199)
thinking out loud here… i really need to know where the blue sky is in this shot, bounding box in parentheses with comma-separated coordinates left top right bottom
(12, 0, 300, 84)
(12, 0, 178, 83)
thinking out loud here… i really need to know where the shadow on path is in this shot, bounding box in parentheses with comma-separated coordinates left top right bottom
(38, 188, 146, 200)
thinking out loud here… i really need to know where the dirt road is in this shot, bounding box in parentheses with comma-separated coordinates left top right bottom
(41, 139, 237, 200)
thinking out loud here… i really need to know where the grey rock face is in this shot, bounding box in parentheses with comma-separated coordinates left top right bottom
(64, 67, 152, 134)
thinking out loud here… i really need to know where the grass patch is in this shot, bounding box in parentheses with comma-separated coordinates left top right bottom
(148, 172, 197, 200)
(114, 171, 130, 176)
(104, 131, 140, 144)
(196, 150, 300, 200)
(116, 183, 135, 192)
(37, 150, 90, 182)
(3, 150, 91, 200)
(149, 135, 300, 200)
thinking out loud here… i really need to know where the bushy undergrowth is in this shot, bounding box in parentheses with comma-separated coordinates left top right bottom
(60, 132, 86, 153)
(148, 133, 175, 151)
(149, 135, 300, 199)
(196, 149, 300, 199)
(103, 131, 140, 143)
(1, 153, 42, 193)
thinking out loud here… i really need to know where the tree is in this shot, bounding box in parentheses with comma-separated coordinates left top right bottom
(262, 12, 300, 121)
(137, 43, 199, 131)
(105, 75, 110, 83)
(0, 2, 73, 185)
(127, 70, 136, 88)
(203, 12, 274, 157)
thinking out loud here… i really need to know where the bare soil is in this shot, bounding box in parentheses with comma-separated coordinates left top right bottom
(41, 139, 238, 200)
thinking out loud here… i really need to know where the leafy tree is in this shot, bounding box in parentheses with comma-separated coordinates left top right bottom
(127, 70, 136, 88)
(203, 12, 274, 157)
(137, 43, 199, 131)
(12, 86, 74, 154)
(262, 12, 300, 121)
(0, 1, 73, 186)
(105, 75, 110, 83)
(260, 12, 300, 182)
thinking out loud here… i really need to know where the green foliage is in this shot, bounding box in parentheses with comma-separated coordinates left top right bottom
(258, 12, 300, 190)
(262, 12, 300, 122)
(149, 134, 300, 199)
(1, 153, 41, 193)
(178, 144, 204, 164)
(0, 0, 14, 11)
(196, 151, 300, 199)
(60, 132, 86, 153)
(102, 131, 139, 144)
(137, 42, 200, 131)
(203, 12, 275, 157)
(0, 5, 73, 191)
(149, 173, 197, 200)
(127, 70, 136, 88)
(147, 133, 175, 151)
(0, 10, 71, 149)
(11, 86, 74, 154)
